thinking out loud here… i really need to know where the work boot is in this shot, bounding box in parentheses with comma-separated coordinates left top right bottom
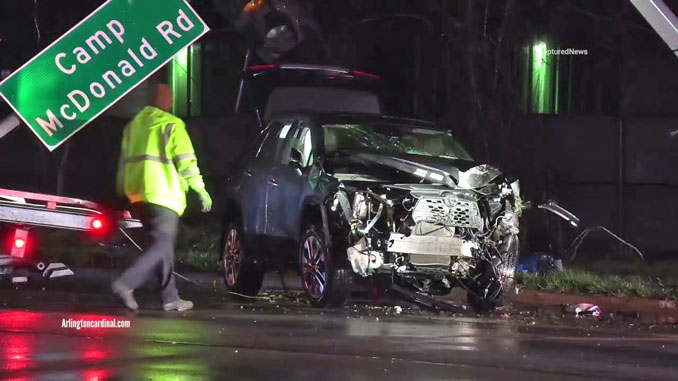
(162, 298, 193, 312)
(111, 279, 139, 311)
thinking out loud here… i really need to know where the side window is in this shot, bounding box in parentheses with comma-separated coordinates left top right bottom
(280, 121, 314, 168)
(257, 120, 294, 162)
(297, 122, 315, 168)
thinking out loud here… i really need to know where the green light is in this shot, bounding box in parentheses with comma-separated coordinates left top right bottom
(176, 46, 189, 67)
(168, 44, 201, 117)
(170, 47, 189, 117)
(189, 44, 202, 116)
(534, 42, 546, 66)
(530, 41, 553, 114)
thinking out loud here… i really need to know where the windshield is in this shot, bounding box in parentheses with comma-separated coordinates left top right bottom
(322, 123, 473, 161)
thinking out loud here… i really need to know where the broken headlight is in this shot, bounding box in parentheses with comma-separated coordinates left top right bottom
(487, 195, 504, 217)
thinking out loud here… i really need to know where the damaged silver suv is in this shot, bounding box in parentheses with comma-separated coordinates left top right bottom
(222, 113, 523, 313)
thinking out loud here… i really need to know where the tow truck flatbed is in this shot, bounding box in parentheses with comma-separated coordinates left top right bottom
(0, 188, 141, 231)
(0, 187, 142, 282)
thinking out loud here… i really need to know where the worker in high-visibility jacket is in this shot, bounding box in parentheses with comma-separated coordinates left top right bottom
(111, 83, 212, 312)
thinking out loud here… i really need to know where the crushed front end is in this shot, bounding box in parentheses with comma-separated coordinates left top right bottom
(327, 164, 522, 313)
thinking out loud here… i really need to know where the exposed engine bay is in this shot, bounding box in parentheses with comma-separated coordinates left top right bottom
(327, 163, 522, 312)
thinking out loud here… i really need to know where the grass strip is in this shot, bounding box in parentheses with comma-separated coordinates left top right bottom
(516, 269, 678, 300)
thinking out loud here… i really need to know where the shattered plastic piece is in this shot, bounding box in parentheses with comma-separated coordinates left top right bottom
(567, 303, 601, 317)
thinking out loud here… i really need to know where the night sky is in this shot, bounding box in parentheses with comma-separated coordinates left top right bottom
(2, 0, 677, 119)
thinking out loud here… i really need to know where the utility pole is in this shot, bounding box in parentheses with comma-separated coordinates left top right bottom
(0, 114, 20, 139)
(630, 0, 678, 56)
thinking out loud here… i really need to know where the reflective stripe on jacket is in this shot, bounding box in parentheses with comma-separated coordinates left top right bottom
(116, 106, 205, 216)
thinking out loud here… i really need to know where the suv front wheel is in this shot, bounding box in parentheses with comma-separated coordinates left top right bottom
(466, 234, 519, 313)
(299, 225, 353, 307)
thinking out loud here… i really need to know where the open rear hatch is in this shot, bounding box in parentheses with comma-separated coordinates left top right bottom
(237, 63, 383, 121)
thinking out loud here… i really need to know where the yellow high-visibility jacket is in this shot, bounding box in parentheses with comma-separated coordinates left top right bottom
(116, 106, 205, 216)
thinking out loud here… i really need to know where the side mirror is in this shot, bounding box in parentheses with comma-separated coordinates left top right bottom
(289, 148, 303, 168)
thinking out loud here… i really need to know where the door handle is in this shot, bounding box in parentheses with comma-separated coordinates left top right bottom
(269, 179, 279, 187)
(244, 169, 253, 177)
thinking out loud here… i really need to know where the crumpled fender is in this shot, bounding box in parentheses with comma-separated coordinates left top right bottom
(457, 165, 502, 189)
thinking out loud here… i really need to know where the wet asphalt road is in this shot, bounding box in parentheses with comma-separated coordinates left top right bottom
(0, 277, 677, 380)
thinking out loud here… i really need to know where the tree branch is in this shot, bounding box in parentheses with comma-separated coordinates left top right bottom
(492, 0, 514, 91)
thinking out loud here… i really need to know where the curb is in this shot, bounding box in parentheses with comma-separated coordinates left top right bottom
(512, 289, 678, 322)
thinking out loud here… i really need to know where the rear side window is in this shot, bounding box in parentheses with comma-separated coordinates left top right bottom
(256, 120, 294, 162)
(280, 121, 314, 167)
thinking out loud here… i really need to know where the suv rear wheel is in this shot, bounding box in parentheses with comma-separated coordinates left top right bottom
(299, 225, 352, 307)
(222, 221, 264, 297)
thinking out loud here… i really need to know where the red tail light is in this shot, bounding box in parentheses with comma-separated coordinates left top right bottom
(247, 64, 275, 71)
(11, 229, 28, 258)
(352, 70, 380, 79)
(91, 218, 103, 230)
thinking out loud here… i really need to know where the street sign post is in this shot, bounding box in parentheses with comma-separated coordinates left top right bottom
(0, 0, 209, 151)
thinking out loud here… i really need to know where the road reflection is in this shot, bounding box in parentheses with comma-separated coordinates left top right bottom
(128, 318, 214, 380)
(344, 316, 520, 353)
(0, 310, 120, 379)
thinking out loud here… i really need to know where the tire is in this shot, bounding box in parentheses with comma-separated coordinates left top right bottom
(467, 235, 519, 314)
(299, 225, 353, 307)
(222, 220, 264, 297)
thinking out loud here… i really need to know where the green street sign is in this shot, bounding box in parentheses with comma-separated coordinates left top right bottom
(0, 0, 209, 151)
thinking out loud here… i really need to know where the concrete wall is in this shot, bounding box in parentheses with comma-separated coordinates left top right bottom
(622, 57, 678, 116)
(513, 115, 678, 258)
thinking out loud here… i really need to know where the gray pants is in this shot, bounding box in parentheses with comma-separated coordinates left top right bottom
(119, 203, 180, 303)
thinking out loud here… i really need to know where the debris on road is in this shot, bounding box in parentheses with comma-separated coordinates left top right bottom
(390, 284, 466, 313)
(566, 303, 602, 318)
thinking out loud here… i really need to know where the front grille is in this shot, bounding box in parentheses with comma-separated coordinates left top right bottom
(412, 194, 483, 230)
(409, 254, 452, 267)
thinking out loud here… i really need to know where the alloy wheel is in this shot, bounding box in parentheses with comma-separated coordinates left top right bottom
(224, 228, 242, 287)
(301, 235, 327, 300)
